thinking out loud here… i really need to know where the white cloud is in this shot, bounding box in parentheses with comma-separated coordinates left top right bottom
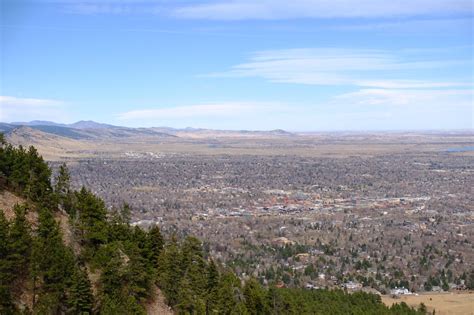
(174, 0, 473, 20)
(208, 48, 471, 89)
(117, 102, 287, 121)
(331, 18, 473, 33)
(0, 96, 68, 122)
(333, 88, 473, 107)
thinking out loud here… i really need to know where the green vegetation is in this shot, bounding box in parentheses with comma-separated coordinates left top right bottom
(0, 134, 431, 314)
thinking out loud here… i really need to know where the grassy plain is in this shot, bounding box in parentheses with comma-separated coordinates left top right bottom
(7, 127, 474, 161)
(382, 292, 474, 315)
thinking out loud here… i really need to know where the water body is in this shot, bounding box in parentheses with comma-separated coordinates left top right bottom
(446, 146, 474, 153)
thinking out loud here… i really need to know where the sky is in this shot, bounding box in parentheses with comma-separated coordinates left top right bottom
(0, 0, 473, 131)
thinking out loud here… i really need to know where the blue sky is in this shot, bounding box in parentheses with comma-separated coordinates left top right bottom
(0, 0, 473, 130)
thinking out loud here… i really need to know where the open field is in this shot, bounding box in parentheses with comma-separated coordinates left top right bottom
(6, 126, 474, 160)
(382, 292, 474, 315)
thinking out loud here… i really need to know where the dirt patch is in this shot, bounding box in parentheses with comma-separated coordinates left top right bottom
(0, 190, 37, 227)
(382, 292, 474, 315)
(145, 286, 174, 315)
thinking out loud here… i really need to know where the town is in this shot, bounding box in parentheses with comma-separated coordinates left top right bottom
(52, 140, 473, 296)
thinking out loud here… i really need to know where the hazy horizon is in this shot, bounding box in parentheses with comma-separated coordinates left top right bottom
(2, 118, 474, 133)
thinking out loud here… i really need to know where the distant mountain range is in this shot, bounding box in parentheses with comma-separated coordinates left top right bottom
(9, 120, 118, 130)
(0, 120, 295, 141)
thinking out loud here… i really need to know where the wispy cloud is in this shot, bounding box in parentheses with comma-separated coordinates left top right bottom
(207, 48, 471, 89)
(333, 88, 473, 107)
(64, 2, 164, 15)
(0, 96, 69, 122)
(117, 102, 287, 121)
(61, 0, 473, 20)
(174, 0, 473, 20)
(330, 18, 473, 33)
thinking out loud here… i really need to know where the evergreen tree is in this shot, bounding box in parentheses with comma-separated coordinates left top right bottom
(68, 266, 94, 314)
(54, 163, 75, 216)
(75, 187, 108, 249)
(99, 246, 148, 315)
(0, 210, 15, 314)
(31, 208, 75, 313)
(176, 275, 206, 315)
(99, 247, 124, 297)
(206, 259, 220, 314)
(243, 278, 268, 315)
(24, 146, 53, 204)
(123, 248, 153, 302)
(157, 237, 182, 306)
(215, 272, 247, 315)
(8, 204, 32, 276)
(144, 225, 164, 271)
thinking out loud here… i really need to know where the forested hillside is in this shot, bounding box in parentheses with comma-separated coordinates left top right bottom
(0, 133, 428, 314)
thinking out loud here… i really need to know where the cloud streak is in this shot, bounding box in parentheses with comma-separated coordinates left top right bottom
(207, 48, 471, 89)
(61, 0, 473, 20)
(0, 96, 68, 122)
(117, 102, 287, 121)
(174, 0, 473, 20)
(333, 88, 473, 107)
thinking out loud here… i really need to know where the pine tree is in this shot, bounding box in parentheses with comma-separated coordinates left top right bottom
(75, 187, 108, 249)
(24, 146, 53, 204)
(243, 278, 267, 315)
(31, 208, 75, 313)
(54, 163, 75, 216)
(99, 247, 124, 297)
(8, 204, 32, 276)
(144, 225, 164, 270)
(216, 272, 247, 315)
(123, 248, 153, 302)
(99, 246, 149, 315)
(68, 266, 94, 314)
(0, 210, 15, 314)
(157, 237, 182, 306)
(55, 163, 71, 196)
(206, 259, 220, 314)
(176, 275, 206, 315)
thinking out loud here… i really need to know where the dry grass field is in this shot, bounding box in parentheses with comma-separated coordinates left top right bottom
(382, 292, 474, 315)
(6, 127, 474, 161)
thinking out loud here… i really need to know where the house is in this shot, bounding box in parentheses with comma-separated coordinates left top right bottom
(390, 287, 412, 296)
(343, 281, 362, 291)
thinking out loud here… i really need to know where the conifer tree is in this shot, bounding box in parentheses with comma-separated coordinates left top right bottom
(8, 204, 31, 276)
(176, 275, 206, 315)
(75, 187, 108, 249)
(68, 266, 94, 314)
(99, 247, 124, 297)
(206, 259, 220, 314)
(54, 163, 75, 216)
(25, 146, 52, 204)
(243, 278, 267, 315)
(31, 208, 75, 313)
(123, 248, 153, 302)
(157, 236, 182, 306)
(0, 210, 15, 314)
(144, 225, 164, 270)
(215, 271, 247, 315)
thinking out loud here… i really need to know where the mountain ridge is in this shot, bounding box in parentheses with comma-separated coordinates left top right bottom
(5, 120, 295, 135)
(1, 120, 296, 142)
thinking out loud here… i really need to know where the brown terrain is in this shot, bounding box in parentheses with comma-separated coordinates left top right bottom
(382, 292, 474, 315)
(4, 125, 474, 161)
